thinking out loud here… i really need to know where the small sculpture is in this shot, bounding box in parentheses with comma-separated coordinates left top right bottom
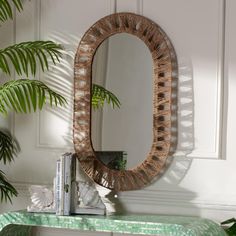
(27, 185, 55, 213)
(79, 181, 105, 209)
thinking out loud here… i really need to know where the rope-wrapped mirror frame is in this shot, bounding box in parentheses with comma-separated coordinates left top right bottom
(73, 13, 178, 191)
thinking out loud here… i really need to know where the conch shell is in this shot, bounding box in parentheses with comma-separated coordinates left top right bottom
(78, 181, 105, 209)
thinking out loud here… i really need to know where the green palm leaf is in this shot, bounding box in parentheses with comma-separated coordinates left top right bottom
(0, 0, 23, 23)
(0, 170, 17, 203)
(0, 129, 20, 164)
(0, 79, 67, 115)
(0, 41, 62, 76)
(92, 83, 121, 109)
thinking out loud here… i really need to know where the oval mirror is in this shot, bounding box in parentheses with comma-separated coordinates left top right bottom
(91, 33, 153, 170)
(73, 13, 178, 191)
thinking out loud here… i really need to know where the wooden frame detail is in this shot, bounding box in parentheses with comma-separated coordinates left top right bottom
(73, 12, 178, 191)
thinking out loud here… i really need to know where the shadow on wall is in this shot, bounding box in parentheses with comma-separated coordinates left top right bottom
(163, 57, 195, 184)
(40, 31, 198, 215)
(39, 31, 82, 148)
(116, 58, 199, 216)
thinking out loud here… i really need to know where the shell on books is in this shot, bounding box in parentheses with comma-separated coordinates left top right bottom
(29, 185, 54, 209)
(78, 181, 105, 209)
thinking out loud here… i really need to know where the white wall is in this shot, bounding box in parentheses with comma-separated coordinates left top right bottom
(0, 0, 236, 234)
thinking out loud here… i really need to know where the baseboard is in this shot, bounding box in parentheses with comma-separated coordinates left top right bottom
(118, 188, 236, 211)
(12, 182, 236, 221)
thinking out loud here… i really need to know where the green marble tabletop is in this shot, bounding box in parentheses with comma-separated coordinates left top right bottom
(0, 210, 227, 236)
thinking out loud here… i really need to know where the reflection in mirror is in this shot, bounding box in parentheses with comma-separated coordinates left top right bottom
(92, 33, 153, 170)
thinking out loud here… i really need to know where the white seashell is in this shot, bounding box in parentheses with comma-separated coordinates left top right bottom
(29, 185, 54, 209)
(78, 181, 105, 209)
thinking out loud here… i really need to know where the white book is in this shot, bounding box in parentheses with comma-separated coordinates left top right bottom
(63, 153, 72, 215)
(55, 153, 79, 216)
(70, 154, 77, 213)
(55, 159, 61, 215)
(58, 155, 65, 215)
(53, 177, 57, 210)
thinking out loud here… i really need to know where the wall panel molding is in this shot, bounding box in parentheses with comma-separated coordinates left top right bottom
(35, 0, 112, 150)
(110, 0, 116, 14)
(116, 1, 138, 13)
(119, 189, 236, 211)
(136, 0, 143, 15)
(141, 0, 227, 160)
(35, 0, 227, 159)
(187, 0, 226, 160)
(14, 181, 236, 211)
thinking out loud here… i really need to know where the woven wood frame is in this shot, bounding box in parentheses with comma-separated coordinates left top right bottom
(73, 13, 178, 191)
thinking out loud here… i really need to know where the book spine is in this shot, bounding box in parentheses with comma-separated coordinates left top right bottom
(53, 177, 57, 209)
(58, 155, 65, 215)
(55, 159, 61, 215)
(63, 154, 72, 215)
(70, 154, 77, 213)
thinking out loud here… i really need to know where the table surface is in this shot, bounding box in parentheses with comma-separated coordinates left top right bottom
(0, 210, 227, 236)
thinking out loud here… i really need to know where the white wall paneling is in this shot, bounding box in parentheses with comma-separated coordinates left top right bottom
(36, 0, 228, 160)
(37, 0, 112, 149)
(116, 0, 137, 13)
(1, 1, 236, 235)
(144, 0, 227, 160)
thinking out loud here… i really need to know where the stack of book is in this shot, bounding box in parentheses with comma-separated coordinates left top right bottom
(55, 153, 76, 216)
(55, 152, 106, 216)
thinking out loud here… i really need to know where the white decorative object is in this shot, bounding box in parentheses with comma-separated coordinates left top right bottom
(27, 154, 106, 215)
(27, 185, 55, 213)
(27, 181, 106, 214)
(71, 181, 106, 215)
(78, 181, 105, 209)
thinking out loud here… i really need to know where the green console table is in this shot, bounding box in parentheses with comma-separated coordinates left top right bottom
(0, 210, 227, 236)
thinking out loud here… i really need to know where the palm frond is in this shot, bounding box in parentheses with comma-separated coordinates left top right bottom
(0, 129, 20, 164)
(0, 170, 17, 203)
(0, 41, 62, 76)
(0, 0, 23, 23)
(92, 83, 121, 109)
(0, 79, 67, 115)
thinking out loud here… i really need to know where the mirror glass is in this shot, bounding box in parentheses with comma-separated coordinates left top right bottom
(91, 33, 153, 170)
